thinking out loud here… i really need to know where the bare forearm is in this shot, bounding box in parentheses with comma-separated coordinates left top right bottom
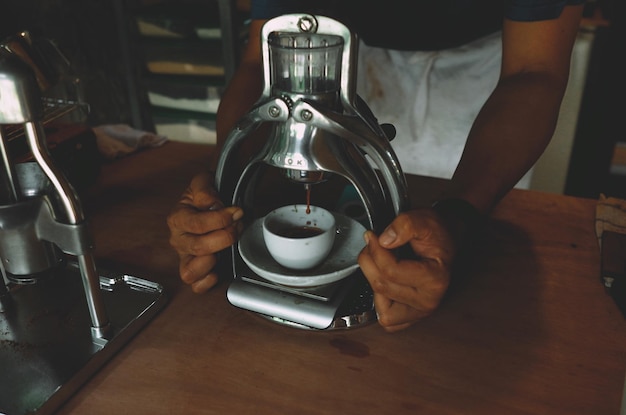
(215, 64, 263, 146)
(446, 71, 568, 213)
(212, 20, 266, 170)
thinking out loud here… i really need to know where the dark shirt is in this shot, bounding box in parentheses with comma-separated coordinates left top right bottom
(251, 0, 585, 50)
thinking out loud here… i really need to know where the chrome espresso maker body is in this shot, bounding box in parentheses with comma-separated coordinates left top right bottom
(0, 32, 167, 415)
(215, 14, 409, 330)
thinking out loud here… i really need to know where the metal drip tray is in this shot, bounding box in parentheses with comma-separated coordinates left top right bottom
(0, 261, 168, 415)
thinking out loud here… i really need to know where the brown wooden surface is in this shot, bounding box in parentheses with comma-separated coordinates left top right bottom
(58, 141, 626, 415)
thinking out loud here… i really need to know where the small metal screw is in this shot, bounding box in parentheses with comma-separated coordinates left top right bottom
(298, 16, 317, 33)
(300, 109, 313, 121)
(268, 106, 281, 118)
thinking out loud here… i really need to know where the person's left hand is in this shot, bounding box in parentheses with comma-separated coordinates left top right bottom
(358, 208, 456, 332)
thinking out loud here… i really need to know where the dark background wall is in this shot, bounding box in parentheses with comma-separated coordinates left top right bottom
(0, 0, 136, 127)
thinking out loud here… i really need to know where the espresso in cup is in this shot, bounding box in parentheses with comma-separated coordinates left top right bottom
(273, 225, 325, 239)
(262, 205, 336, 270)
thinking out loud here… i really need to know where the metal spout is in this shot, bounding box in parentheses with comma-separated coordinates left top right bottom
(283, 169, 331, 184)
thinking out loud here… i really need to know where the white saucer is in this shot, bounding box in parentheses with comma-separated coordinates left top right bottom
(238, 213, 366, 287)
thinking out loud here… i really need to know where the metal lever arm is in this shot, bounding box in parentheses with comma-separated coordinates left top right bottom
(215, 97, 290, 195)
(292, 100, 410, 215)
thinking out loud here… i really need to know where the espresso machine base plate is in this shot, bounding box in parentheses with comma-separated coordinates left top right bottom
(228, 264, 377, 330)
(0, 261, 167, 415)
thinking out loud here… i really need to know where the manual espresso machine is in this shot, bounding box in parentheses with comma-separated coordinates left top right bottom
(0, 33, 167, 415)
(215, 14, 410, 330)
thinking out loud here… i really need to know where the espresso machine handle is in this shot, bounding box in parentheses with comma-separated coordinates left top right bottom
(292, 99, 410, 215)
(215, 97, 290, 195)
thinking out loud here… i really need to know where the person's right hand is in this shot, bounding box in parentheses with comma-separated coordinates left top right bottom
(167, 172, 244, 293)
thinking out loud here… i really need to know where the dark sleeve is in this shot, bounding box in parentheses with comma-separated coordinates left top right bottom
(250, 0, 309, 19)
(505, 0, 586, 21)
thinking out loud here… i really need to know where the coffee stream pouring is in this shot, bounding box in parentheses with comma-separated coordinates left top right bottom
(215, 14, 409, 330)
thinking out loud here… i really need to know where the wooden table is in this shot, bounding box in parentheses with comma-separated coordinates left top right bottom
(57, 141, 626, 415)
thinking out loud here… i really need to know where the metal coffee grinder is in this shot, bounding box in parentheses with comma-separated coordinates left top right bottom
(215, 14, 409, 330)
(0, 33, 167, 415)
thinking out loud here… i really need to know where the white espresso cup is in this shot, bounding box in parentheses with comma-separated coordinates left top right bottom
(262, 204, 336, 270)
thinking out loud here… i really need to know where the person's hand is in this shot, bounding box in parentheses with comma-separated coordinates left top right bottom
(167, 172, 244, 293)
(358, 208, 456, 332)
